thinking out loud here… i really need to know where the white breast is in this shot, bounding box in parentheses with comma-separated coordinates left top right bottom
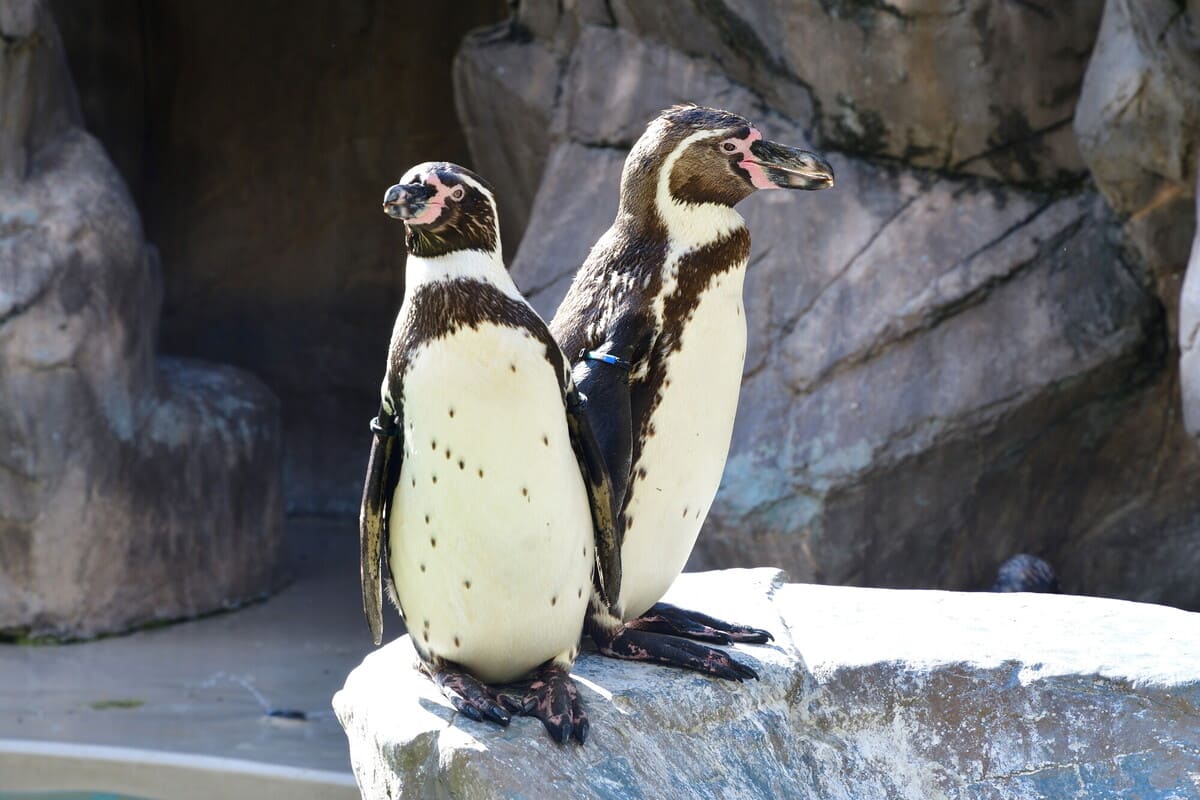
(388, 323, 593, 683)
(618, 267, 748, 619)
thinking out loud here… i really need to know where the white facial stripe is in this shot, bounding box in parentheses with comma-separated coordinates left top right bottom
(655, 128, 745, 251)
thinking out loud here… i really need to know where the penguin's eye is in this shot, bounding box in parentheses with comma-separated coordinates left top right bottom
(721, 141, 738, 153)
(450, 186, 466, 201)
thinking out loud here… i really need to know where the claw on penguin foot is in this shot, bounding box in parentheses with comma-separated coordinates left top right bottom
(503, 663, 588, 745)
(590, 622, 760, 681)
(427, 663, 512, 728)
(630, 602, 774, 645)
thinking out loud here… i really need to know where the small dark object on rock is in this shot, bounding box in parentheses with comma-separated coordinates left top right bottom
(266, 709, 308, 721)
(991, 554, 1060, 593)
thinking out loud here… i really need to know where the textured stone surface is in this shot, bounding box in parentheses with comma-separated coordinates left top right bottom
(335, 569, 1200, 799)
(453, 25, 562, 254)
(608, 0, 1100, 185)
(53, 0, 507, 515)
(0, 0, 282, 639)
(1075, 0, 1200, 336)
(1184, 180, 1200, 441)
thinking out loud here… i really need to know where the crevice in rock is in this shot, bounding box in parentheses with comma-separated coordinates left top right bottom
(1004, 0, 1054, 21)
(950, 115, 1075, 175)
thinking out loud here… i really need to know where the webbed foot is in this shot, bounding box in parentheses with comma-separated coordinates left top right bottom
(504, 663, 588, 745)
(591, 623, 758, 682)
(421, 662, 511, 727)
(628, 602, 774, 645)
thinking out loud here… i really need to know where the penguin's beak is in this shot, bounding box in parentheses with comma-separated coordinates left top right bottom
(748, 140, 835, 190)
(382, 182, 436, 220)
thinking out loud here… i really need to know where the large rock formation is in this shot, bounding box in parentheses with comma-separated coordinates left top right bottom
(1185, 187, 1200, 441)
(1075, 0, 1200, 338)
(0, 0, 282, 639)
(335, 569, 1200, 799)
(455, 5, 1200, 608)
(1074, 0, 1200, 448)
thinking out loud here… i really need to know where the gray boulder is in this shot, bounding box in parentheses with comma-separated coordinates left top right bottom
(0, 0, 282, 639)
(1184, 181, 1200, 442)
(1074, 0, 1200, 335)
(334, 569, 1200, 799)
(453, 26, 563, 255)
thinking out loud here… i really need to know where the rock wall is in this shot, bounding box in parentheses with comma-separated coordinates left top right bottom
(455, 2, 1200, 607)
(335, 569, 1200, 799)
(0, 0, 282, 639)
(51, 0, 507, 514)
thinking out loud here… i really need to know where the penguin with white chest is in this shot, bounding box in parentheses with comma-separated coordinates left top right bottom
(361, 162, 619, 744)
(551, 106, 834, 678)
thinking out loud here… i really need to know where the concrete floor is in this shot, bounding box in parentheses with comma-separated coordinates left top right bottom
(0, 517, 383, 776)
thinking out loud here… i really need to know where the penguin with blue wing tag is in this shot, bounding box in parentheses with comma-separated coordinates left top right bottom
(550, 105, 834, 680)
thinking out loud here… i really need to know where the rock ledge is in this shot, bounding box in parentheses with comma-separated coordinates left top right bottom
(335, 569, 1200, 799)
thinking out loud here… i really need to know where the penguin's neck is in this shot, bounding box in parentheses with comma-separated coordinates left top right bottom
(404, 248, 524, 303)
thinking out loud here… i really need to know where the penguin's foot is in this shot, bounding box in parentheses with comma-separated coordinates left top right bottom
(592, 625, 759, 682)
(422, 663, 511, 728)
(504, 663, 588, 745)
(628, 602, 775, 645)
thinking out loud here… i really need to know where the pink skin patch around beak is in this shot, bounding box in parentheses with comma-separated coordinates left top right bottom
(731, 128, 778, 191)
(406, 174, 454, 226)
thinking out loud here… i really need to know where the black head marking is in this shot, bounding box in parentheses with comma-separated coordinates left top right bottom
(383, 161, 499, 258)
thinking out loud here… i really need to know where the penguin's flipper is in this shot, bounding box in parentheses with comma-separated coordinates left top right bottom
(566, 385, 621, 611)
(571, 356, 635, 523)
(359, 405, 403, 646)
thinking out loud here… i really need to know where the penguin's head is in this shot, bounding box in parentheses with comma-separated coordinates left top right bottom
(382, 162, 500, 257)
(623, 104, 834, 212)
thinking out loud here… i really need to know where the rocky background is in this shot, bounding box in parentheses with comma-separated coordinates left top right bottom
(4, 0, 1199, 637)
(1, 0, 283, 638)
(458, 0, 1200, 607)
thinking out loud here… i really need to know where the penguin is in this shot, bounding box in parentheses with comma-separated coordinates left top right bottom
(361, 161, 619, 744)
(991, 554, 1060, 593)
(549, 105, 834, 679)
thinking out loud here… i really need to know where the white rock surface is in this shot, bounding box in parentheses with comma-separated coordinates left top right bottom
(334, 569, 1200, 799)
(1185, 179, 1200, 441)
